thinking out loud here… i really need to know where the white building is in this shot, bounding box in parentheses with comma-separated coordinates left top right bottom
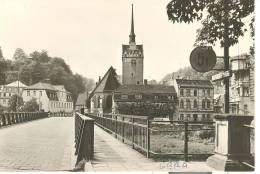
(22, 82, 73, 112)
(0, 81, 27, 107)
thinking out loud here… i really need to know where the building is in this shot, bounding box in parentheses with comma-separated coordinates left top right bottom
(122, 4, 144, 85)
(75, 92, 89, 112)
(22, 81, 73, 112)
(0, 81, 27, 107)
(87, 67, 120, 114)
(113, 82, 177, 119)
(229, 54, 254, 115)
(173, 79, 214, 121)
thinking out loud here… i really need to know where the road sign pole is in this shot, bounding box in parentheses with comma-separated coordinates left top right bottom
(224, 0, 230, 114)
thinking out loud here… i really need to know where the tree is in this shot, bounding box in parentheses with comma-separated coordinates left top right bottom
(8, 94, 24, 112)
(13, 48, 27, 60)
(167, 0, 254, 47)
(0, 46, 3, 59)
(21, 98, 39, 112)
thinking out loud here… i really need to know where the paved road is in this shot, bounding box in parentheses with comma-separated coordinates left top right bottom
(0, 117, 76, 171)
(85, 125, 214, 172)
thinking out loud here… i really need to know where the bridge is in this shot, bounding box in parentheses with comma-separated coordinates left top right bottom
(0, 112, 254, 171)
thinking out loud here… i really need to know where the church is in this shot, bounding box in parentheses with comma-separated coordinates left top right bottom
(86, 5, 177, 120)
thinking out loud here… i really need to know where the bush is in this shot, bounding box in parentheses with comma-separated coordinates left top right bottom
(198, 130, 215, 139)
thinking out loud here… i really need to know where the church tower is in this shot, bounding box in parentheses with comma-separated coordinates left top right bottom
(122, 4, 144, 85)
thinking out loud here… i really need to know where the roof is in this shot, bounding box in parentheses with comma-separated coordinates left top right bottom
(25, 82, 56, 90)
(87, 66, 120, 101)
(6, 81, 27, 88)
(114, 84, 176, 94)
(175, 79, 213, 88)
(230, 53, 251, 61)
(76, 93, 88, 105)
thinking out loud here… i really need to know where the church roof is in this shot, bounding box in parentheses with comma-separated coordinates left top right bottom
(114, 84, 176, 94)
(175, 79, 213, 88)
(87, 67, 120, 101)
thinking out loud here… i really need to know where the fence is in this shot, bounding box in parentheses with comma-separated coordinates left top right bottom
(87, 113, 215, 161)
(48, 112, 73, 117)
(243, 124, 255, 169)
(75, 112, 94, 164)
(0, 112, 48, 127)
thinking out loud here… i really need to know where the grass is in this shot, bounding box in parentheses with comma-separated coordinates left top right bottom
(150, 123, 215, 154)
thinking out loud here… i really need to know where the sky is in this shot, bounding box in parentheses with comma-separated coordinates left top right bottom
(0, 0, 253, 82)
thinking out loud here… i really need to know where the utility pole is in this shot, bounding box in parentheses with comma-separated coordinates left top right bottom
(223, 0, 230, 114)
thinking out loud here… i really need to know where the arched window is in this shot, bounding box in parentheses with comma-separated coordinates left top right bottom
(186, 99, 191, 109)
(194, 89, 197, 96)
(180, 114, 184, 120)
(193, 100, 197, 108)
(207, 89, 210, 96)
(207, 100, 211, 108)
(180, 100, 184, 108)
(202, 99, 205, 109)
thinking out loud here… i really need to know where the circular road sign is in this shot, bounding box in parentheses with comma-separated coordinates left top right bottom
(190, 46, 217, 72)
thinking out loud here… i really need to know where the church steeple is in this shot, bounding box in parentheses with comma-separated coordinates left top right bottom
(129, 4, 136, 44)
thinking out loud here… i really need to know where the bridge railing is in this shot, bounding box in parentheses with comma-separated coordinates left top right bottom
(0, 112, 48, 128)
(86, 113, 215, 161)
(48, 112, 73, 117)
(74, 112, 94, 164)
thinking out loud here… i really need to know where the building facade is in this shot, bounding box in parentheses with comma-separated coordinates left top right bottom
(122, 5, 144, 85)
(87, 67, 120, 114)
(229, 54, 254, 115)
(0, 81, 27, 108)
(113, 83, 177, 120)
(22, 82, 73, 112)
(173, 79, 214, 121)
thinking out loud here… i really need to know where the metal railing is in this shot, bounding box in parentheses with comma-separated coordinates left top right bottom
(48, 112, 73, 117)
(75, 112, 94, 165)
(0, 112, 48, 128)
(87, 113, 215, 161)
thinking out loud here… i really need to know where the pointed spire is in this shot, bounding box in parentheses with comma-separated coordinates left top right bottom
(129, 4, 136, 44)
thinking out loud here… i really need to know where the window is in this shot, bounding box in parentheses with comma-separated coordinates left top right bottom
(3, 99, 6, 104)
(27, 91, 30, 96)
(207, 114, 211, 120)
(207, 100, 211, 109)
(186, 89, 191, 96)
(180, 114, 184, 121)
(193, 114, 198, 122)
(180, 100, 184, 108)
(187, 114, 191, 121)
(33, 91, 36, 96)
(203, 89, 206, 96)
(3, 93, 6, 97)
(180, 89, 184, 96)
(186, 99, 191, 109)
(121, 95, 128, 99)
(237, 87, 240, 96)
(40, 91, 42, 96)
(135, 94, 142, 100)
(131, 59, 136, 66)
(193, 100, 198, 108)
(194, 89, 197, 96)
(202, 99, 205, 109)
(244, 104, 248, 114)
(168, 96, 174, 100)
(154, 96, 159, 100)
(9, 93, 11, 97)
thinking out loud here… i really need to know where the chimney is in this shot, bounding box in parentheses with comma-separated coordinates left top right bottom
(99, 76, 101, 82)
(144, 79, 148, 85)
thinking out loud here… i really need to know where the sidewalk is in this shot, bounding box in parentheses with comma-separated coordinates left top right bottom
(85, 125, 214, 172)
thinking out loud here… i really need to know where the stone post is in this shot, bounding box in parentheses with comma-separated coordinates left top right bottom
(206, 114, 254, 171)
